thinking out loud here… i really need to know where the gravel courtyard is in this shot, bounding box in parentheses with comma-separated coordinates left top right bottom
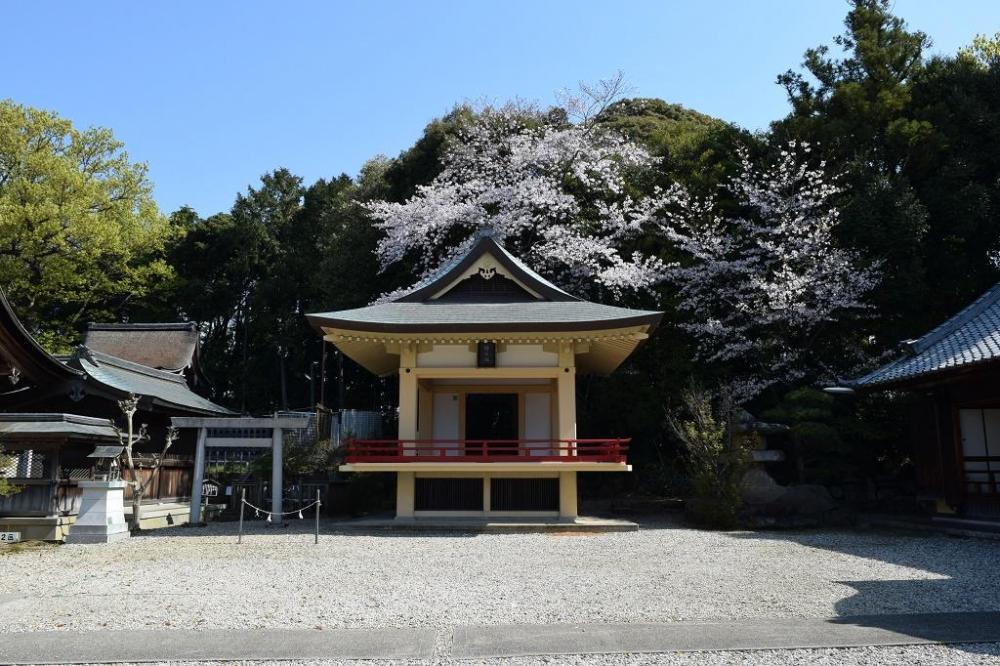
(2, 517, 1000, 635)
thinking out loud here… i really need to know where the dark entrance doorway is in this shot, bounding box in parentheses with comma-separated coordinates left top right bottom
(465, 393, 518, 456)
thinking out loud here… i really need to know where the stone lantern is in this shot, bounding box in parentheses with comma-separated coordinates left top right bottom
(65, 445, 130, 544)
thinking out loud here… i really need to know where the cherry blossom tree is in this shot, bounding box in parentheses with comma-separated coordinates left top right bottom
(657, 143, 879, 402)
(367, 74, 669, 299)
(369, 79, 877, 402)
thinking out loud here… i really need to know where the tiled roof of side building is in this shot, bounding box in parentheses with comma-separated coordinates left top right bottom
(72, 349, 234, 415)
(851, 282, 1000, 388)
(0, 413, 118, 440)
(84, 322, 199, 372)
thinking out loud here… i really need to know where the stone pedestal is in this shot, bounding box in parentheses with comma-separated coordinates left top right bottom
(65, 480, 130, 544)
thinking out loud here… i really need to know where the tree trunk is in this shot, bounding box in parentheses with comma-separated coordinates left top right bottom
(130, 481, 142, 532)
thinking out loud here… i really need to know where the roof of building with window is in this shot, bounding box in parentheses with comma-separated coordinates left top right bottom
(849, 282, 1000, 389)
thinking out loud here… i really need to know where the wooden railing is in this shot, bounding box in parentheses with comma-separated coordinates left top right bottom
(344, 438, 630, 463)
(964, 456, 1000, 496)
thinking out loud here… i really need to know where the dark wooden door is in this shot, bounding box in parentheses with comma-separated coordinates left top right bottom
(465, 393, 518, 455)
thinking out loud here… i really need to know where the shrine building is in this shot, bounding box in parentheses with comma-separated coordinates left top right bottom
(308, 233, 662, 521)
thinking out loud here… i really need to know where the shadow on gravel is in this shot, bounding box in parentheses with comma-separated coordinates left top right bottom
(733, 528, 1000, 658)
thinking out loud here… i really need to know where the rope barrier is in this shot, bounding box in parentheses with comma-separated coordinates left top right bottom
(238, 488, 322, 543)
(241, 498, 321, 517)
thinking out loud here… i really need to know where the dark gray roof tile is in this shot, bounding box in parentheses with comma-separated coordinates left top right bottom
(852, 283, 1000, 387)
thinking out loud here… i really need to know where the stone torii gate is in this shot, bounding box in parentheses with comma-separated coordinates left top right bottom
(171, 415, 310, 524)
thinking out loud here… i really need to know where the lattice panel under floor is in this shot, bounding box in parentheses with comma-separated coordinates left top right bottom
(0, 450, 45, 478)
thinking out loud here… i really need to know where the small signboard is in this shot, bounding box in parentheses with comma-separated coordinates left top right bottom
(201, 480, 221, 497)
(0, 531, 21, 544)
(477, 341, 497, 368)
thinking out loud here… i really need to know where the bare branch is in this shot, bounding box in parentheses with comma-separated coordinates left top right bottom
(556, 71, 632, 125)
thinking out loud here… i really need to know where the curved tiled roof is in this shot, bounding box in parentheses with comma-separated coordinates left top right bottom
(310, 301, 662, 333)
(852, 282, 1000, 388)
(71, 349, 233, 415)
(0, 287, 80, 385)
(308, 234, 662, 334)
(0, 288, 231, 415)
(0, 413, 118, 440)
(84, 322, 199, 372)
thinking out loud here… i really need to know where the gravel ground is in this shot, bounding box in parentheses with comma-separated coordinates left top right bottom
(79, 643, 1000, 665)
(2, 517, 999, 634)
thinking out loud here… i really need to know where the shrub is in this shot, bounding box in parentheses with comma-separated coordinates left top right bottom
(0, 446, 19, 497)
(667, 388, 751, 529)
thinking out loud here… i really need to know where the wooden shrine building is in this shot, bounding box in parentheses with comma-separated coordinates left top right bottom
(0, 287, 232, 539)
(841, 282, 1000, 518)
(308, 234, 662, 521)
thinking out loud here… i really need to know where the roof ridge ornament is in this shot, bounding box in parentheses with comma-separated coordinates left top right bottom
(72, 345, 97, 364)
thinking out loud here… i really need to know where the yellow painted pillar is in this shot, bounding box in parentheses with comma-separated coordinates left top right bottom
(398, 342, 418, 442)
(396, 472, 415, 520)
(396, 342, 418, 520)
(559, 471, 578, 520)
(417, 382, 433, 443)
(556, 342, 577, 454)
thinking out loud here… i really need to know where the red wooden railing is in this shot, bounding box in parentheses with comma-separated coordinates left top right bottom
(343, 438, 630, 463)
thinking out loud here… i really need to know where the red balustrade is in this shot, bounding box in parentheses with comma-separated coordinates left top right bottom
(343, 438, 629, 463)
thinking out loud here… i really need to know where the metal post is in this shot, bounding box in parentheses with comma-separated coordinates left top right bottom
(189, 427, 207, 525)
(310, 360, 318, 408)
(271, 426, 283, 523)
(238, 488, 245, 544)
(320, 341, 327, 407)
(314, 488, 320, 544)
(337, 348, 344, 411)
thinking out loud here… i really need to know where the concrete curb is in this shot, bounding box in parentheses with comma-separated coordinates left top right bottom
(452, 612, 1000, 658)
(2, 612, 999, 664)
(0, 627, 437, 664)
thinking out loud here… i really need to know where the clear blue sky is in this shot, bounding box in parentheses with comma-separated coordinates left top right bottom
(5, 1, 998, 216)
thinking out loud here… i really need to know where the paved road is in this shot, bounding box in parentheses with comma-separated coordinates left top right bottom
(2, 612, 1000, 664)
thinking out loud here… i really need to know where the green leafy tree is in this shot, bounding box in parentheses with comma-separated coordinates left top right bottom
(595, 98, 752, 191)
(774, 0, 932, 346)
(166, 167, 395, 412)
(761, 388, 850, 485)
(0, 100, 174, 350)
(904, 41, 1000, 320)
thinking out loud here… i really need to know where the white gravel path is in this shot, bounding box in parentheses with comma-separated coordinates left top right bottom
(1, 518, 999, 634)
(79, 643, 1000, 665)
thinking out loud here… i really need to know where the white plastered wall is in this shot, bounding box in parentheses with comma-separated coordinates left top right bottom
(417, 343, 557, 368)
(524, 392, 553, 455)
(432, 392, 461, 456)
